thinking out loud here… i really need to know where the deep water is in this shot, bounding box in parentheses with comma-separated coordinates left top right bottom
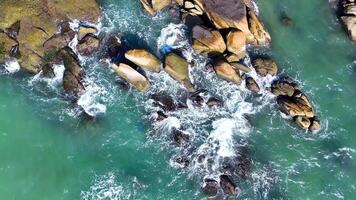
(0, 0, 355, 199)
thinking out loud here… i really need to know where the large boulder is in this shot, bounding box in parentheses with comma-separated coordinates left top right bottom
(277, 96, 314, 118)
(219, 175, 237, 195)
(226, 30, 246, 60)
(252, 58, 278, 77)
(164, 53, 195, 92)
(125, 49, 161, 72)
(214, 60, 242, 85)
(202, 0, 251, 35)
(112, 63, 150, 92)
(192, 25, 226, 55)
(0, 0, 100, 73)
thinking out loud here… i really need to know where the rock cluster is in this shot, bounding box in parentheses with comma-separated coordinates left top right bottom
(339, 0, 356, 41)
(271, 78, 321, 131)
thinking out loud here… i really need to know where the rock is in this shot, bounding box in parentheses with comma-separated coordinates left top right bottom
(214, 60, 242, 85)
(112, 63, 150, 92)
(164, 53, 195, 92)
(156, 111, 168, 121)
(235, 147, 252, 179)
(192, 25, 226, 55)
(78, 26, 98, 41)
(277, 96, 314, 118)
(340, 1, 356, 41)
(271, 79, 299, 96)
(292, 90, 313, 108)
(230, 62, 251, 73)
(0, 0, 100, 73)
(172, 128, 190, 146)
(294, 116, 311, 130)
(226, 30, 246, 60)
(60, 47, 85, 96)
(0, 31, 17, 63)
(245, 77, 260, 93)
(202, 179, 219, 197)
(280, 13, 294, 27)
(202, 0, 251, 35)
(125, 49, 161, 72)
(43, 22, 76, 52)
(207, 97, 223, 107)
(247, 10, 271, 45)
(252, 58, 278, 77)
(174, 156, 190, 168)
(77, 35, 100, 56)
(106, 35, 122, 61)
(151, 92, 176, 111)
(140, 0, 171, 15)
(219, 175, 237, 195)
(309, 118, 321, 132)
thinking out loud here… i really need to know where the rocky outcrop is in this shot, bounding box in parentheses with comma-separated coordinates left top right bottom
(0, 0, 100, 73)
(112, 63, 151, 92)
(164, 53, 195, 92)
(0, 31, 17, 63)
(125, 49, 161, 72)
(339, 0, 356, 41)
(272, 78, 320, 132)
(226, 30, 246, 60)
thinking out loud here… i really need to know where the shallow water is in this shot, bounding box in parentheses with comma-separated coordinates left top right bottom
(0, 0, 355, 199)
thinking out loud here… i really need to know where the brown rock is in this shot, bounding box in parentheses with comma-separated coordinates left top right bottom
(214, 60, 242, 85)
(277, 96, 314, 118)
(230, 62, 251, 73)
(271, 80, 299, 97)
(164, 53, 195, 92)
(125, 49, 161, 72)
(77, 35, 100, 56)
(252, 58, 278, 77)
(294, 116, 311, 130)
(247, 10, 271, 45)
(226, 30, 246, 60)
(112, 63, 150, 92)
(309, 118, 321, 132)
(245, 77, 260, 93)
(192, 25, 226, 55)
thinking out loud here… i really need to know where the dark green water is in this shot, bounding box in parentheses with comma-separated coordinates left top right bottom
(0, 0, 355, 199)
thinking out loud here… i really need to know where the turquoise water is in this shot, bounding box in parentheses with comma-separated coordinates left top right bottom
(0, 0, 355, 199)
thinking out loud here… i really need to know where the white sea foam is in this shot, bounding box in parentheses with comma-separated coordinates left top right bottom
(4, 58, 20, 73)
(78, 83, 107, 117)
(81, 173, 125, 200)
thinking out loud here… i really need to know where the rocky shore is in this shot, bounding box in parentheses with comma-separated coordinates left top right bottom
(0, 0, 322, 198)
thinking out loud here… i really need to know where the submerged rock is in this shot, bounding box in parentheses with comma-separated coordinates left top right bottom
(219, 175, 237, 195)
(125, 49, 161, 72)
(112, 63, 150, 92)
(172, 128, 190, 146)
(202, 179, 219, 197)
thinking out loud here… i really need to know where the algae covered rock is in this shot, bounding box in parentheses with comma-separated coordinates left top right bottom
(0, 0, 100, 73)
